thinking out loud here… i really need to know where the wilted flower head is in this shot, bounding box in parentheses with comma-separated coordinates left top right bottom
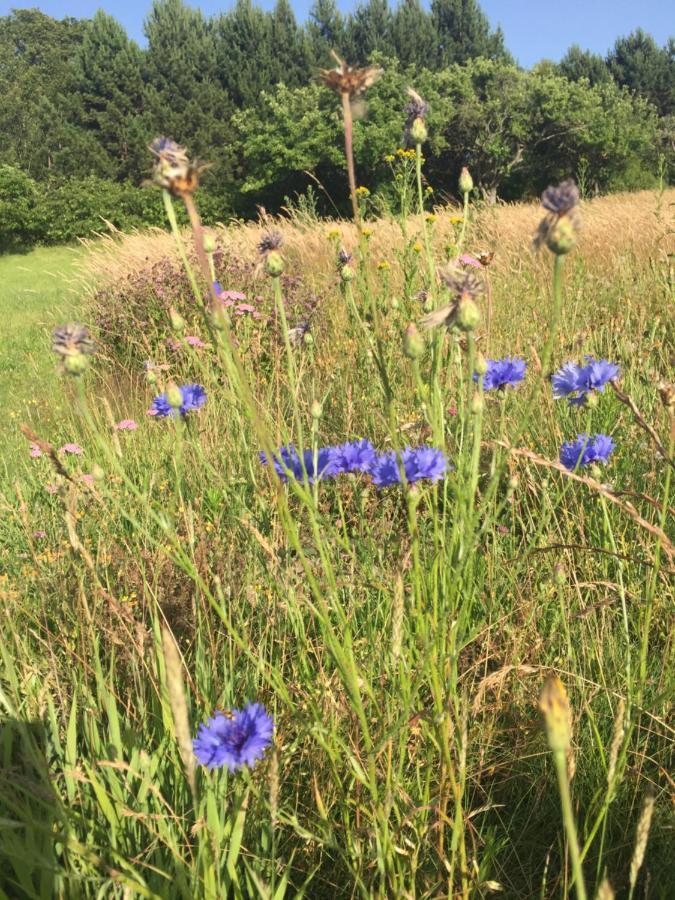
(534, 179, 581, 254)
(258, 231, 283, 255)
(319, 51, 382, 99)
(478, 357, 527, 392)
(52, 323, 94, 356)
(287, 320, 311, 347)
(421, 267, 484, 331)
(559, 433, 615, 470)
(552, 357, 620, 405)
(338, 248, 353, 266)
(149, 384, 207, 418)
(405, 87, 429, 144)
(149, 137, 207, 198)
(193, 702, 273, 771)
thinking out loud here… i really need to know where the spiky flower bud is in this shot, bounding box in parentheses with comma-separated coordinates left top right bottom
(166, 382, 184, 410)
(63, 352, 89, 376)
(546, 216, 578, 255)
(471, 391, 484, 414)
(146, 370, 158, 385)
(475, 353, 488, 376)
(265, 250, 284, 278)
(403, 323, 425, 359)
(340, 265, 356, 283)
(409, 117, 428, 144)
(553, 563, 566, 587)
(459, 167, 474, 195)
(534, 179, 581, 255)
(457, 298, 481, 332)
(203, 234, 216, 254)
(303, 332, 314, 347)
(311, 400, 323, 419)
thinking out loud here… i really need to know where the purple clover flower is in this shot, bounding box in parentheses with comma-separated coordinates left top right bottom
(552, 357, 620, 405)
(559, 433, 615, 470)
(149, 384, 207, 417)
(478, 358, 527, 391)
(193, 702, 273, 771)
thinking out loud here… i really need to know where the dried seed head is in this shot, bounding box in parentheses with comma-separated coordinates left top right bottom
(52, 324, 94, 357)
(319, 51, 382, 99)
(441, 266, 485, 301)
(629, 791, 656, 892)
(149, 136, 207, 198)
(534, 179, 582, 254)
(258, 231, 284, 255)
(540, 675, 572, 753)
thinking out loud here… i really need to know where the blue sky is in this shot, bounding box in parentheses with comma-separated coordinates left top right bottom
(2, 0, 672, 67)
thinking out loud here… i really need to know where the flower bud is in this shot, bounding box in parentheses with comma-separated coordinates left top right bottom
(410, 117, 427, 144)
(584, 391, 599, 409)
(166, 382, 183, 410)
(340, 265, 356, 283)
(311, 400, 323, 419)
(63, 352, 89, 376)
(303, 332, 314, 347)
(265, 250, 285, 277)
(459, 167, 474, 195)
(91, 463, 105, 483)
(390, 297, 400, 311)
(169, 307, 185, 333)
(546, 216, 577, 255)
(403, 323, 425, 360)
(146, 370, 158, 385)
(474, 353, 488, 377)
(553, 563, 566, 587)
(540, 675, 572, 753)
(203, 233, 216, 254)
(471, 391, 484, 414)
(457, 298, 481, 332)
(507, 475, 519, 492)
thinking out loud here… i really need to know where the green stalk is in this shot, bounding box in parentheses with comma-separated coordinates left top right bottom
(552, 748, 588, 900)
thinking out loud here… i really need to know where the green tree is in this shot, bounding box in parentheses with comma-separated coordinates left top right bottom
(391, 0, 437, 69)
(344, 0, 396, 64)
(73, 11, 149, 181)
(430, 0, 509, 66)
(558, 45, 611, 86)
(307, 0, 347, 66)
(607, 30, 675, 116)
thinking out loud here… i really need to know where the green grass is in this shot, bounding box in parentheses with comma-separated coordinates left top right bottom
(0, 245, 91, 473)
(0, 183, 673, 899)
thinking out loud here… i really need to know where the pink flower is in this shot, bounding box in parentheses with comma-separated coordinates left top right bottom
(59, 443, 84, 455)
(448, 406, 458, 417)
(80, 474, 94, 487)
(458, 253, 482, 269)
(167, 338, 182, 352)
(114, 419, 138, 431)
(29, 443, 42, 458)
(33, 530, 46, 539)
(234, 303, 257, 315)
(185, 335, 206, 348)
(497, 525, 509, 535)
(219, 289, 246, 301)
(45, 484, 59, 495)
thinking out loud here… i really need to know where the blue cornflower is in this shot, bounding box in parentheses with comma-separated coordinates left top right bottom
(369, 446, 448, 488)
(149, 384, 207, 417)
(193, 702, 273, 771)
(479, 357, 527, 391)
(260, 445, 338, 483)
(552, 357, 620, 405)
(559, 433, 615, 471)
(332, 439, 377, 474)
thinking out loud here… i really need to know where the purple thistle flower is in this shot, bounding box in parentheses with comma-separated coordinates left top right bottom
(149, 384, 207, 418)
(559, 433, 615, 470)
(193, 702, 274, 772)
(479, 358, 527, 391)
(332, 439, 377, 474)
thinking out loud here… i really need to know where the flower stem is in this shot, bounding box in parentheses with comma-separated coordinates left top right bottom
(341, 91, 361, 229)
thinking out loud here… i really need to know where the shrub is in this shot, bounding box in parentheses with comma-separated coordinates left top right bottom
(0, 165, 43, 251)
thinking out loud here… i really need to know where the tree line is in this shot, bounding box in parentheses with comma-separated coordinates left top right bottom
(0, 0, 673, 247)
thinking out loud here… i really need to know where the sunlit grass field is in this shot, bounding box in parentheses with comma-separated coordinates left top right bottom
(0, 184, 673, 898)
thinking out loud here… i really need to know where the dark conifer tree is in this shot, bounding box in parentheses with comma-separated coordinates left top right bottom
(431, 0, 508, 66)
(391, 0, 438, 69)
(307, 0, 347, 66)
(607, 30, 674, 116)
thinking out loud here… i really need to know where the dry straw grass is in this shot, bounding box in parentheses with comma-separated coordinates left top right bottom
(82, 188, 675, 291)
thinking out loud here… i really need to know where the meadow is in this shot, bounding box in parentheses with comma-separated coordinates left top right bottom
(0, 123, 673, 899)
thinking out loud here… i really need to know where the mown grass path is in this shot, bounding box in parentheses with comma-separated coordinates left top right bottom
(0, 245, 91, 473)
